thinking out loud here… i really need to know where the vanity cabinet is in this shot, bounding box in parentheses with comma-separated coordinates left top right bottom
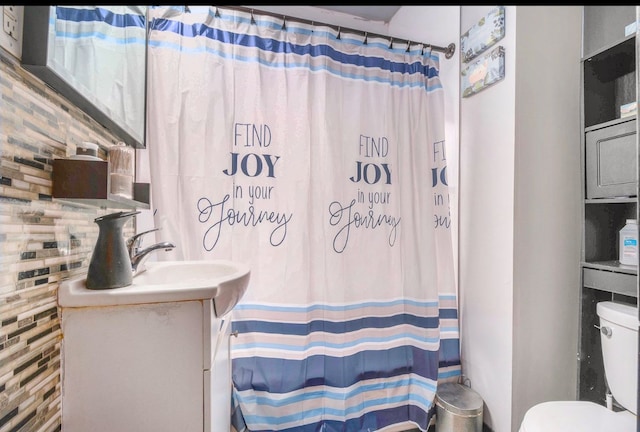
(579, 6, 638, 407)
(60, 299, 232, 432)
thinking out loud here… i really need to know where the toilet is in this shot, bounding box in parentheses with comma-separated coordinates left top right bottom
(519, 301, 638, 432)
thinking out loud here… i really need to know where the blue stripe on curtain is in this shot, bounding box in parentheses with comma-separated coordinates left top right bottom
(233, 314, 440, 335)
(148, 16, 441, 88)
(152, 17, 439, 76)
(233, 346, 439, 393)
(440, 339, 461, 369)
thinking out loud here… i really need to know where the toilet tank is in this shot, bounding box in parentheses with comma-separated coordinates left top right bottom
(596, 301, 638, 414)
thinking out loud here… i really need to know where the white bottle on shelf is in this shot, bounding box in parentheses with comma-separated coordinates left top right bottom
(619, 219, 638, 266)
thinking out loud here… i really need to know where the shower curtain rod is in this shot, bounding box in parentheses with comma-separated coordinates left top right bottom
(214, 5, 456, 59)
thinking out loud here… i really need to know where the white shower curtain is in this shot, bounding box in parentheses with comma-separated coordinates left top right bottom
(147, 6, 460, 431)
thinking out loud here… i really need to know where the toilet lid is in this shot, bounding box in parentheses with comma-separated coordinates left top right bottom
(519, 401, 636, 432)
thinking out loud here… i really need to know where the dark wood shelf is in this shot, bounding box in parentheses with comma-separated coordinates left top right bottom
(52, 159, 149, 210)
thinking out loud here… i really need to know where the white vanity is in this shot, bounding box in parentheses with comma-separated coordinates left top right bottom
(58, 260, 250, 432)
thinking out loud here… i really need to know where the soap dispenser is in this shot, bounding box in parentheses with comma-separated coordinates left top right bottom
(86, 210, 139, 290)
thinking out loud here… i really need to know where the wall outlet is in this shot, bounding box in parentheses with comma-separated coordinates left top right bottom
(4, 10, 17, 39)
(0, 5, 22, 59)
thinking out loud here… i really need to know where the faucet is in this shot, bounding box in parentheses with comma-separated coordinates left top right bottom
(127, 228, 176, 276)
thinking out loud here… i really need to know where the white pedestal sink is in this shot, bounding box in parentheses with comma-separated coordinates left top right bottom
(58, 260, 250, 432)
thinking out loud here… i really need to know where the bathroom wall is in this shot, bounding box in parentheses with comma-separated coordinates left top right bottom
(459, 6, 582, 432)
(0, 48, 130, 431)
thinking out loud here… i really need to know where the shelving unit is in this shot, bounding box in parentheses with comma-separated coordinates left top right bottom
(579, 6, 638, 407)
(52, 158, 150, 210)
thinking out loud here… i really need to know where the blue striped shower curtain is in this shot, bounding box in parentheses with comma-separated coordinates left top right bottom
(147, 6, 460, 431)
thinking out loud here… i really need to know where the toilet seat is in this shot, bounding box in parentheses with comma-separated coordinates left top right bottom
(519, 401, 636, 432)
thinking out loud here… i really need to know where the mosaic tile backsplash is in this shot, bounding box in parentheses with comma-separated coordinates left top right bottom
(0, 48, 137, 431)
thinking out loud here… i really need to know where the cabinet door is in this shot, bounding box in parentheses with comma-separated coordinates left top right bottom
(61, 302, 205, 432)
(586, 119, 637, 198)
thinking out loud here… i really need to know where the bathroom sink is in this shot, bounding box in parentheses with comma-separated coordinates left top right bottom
(58, 260, 250, 316)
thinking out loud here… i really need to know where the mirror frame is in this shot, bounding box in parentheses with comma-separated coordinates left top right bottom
(21, 6, 147, 149)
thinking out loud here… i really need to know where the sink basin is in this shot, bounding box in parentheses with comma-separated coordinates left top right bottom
(58, 260, 250, 316)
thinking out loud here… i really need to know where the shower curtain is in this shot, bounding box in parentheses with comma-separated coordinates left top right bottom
(147, 6, 460, 431)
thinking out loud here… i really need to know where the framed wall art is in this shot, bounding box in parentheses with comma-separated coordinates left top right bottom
(461, 45, 505, 98)
(460, 6, 505, 63)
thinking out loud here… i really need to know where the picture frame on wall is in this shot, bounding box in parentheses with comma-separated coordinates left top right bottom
(460, 6, 505, 64)
(461, 45, 505, 98)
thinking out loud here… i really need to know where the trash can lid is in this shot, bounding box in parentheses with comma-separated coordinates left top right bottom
(435, 382, 484, 416)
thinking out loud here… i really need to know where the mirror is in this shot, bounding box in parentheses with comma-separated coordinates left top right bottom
(21, 6, 147, 148)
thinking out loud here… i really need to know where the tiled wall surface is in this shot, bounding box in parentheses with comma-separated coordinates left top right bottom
(0, 48, 135, 431)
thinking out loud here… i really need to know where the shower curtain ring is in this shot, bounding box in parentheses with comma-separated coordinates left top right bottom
(337, 26, 341, 40)
(282, 15, 286, 30)
(406, 40, 411, 53)
(421, 43, 425, 55)
(364, 32, 368, 45)
(250, 9, 256, 25)
(388, 37, 393, 49)
(214, 7, 220, 18)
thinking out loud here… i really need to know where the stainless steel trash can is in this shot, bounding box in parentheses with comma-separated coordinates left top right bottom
(435, 382, 483, 432)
